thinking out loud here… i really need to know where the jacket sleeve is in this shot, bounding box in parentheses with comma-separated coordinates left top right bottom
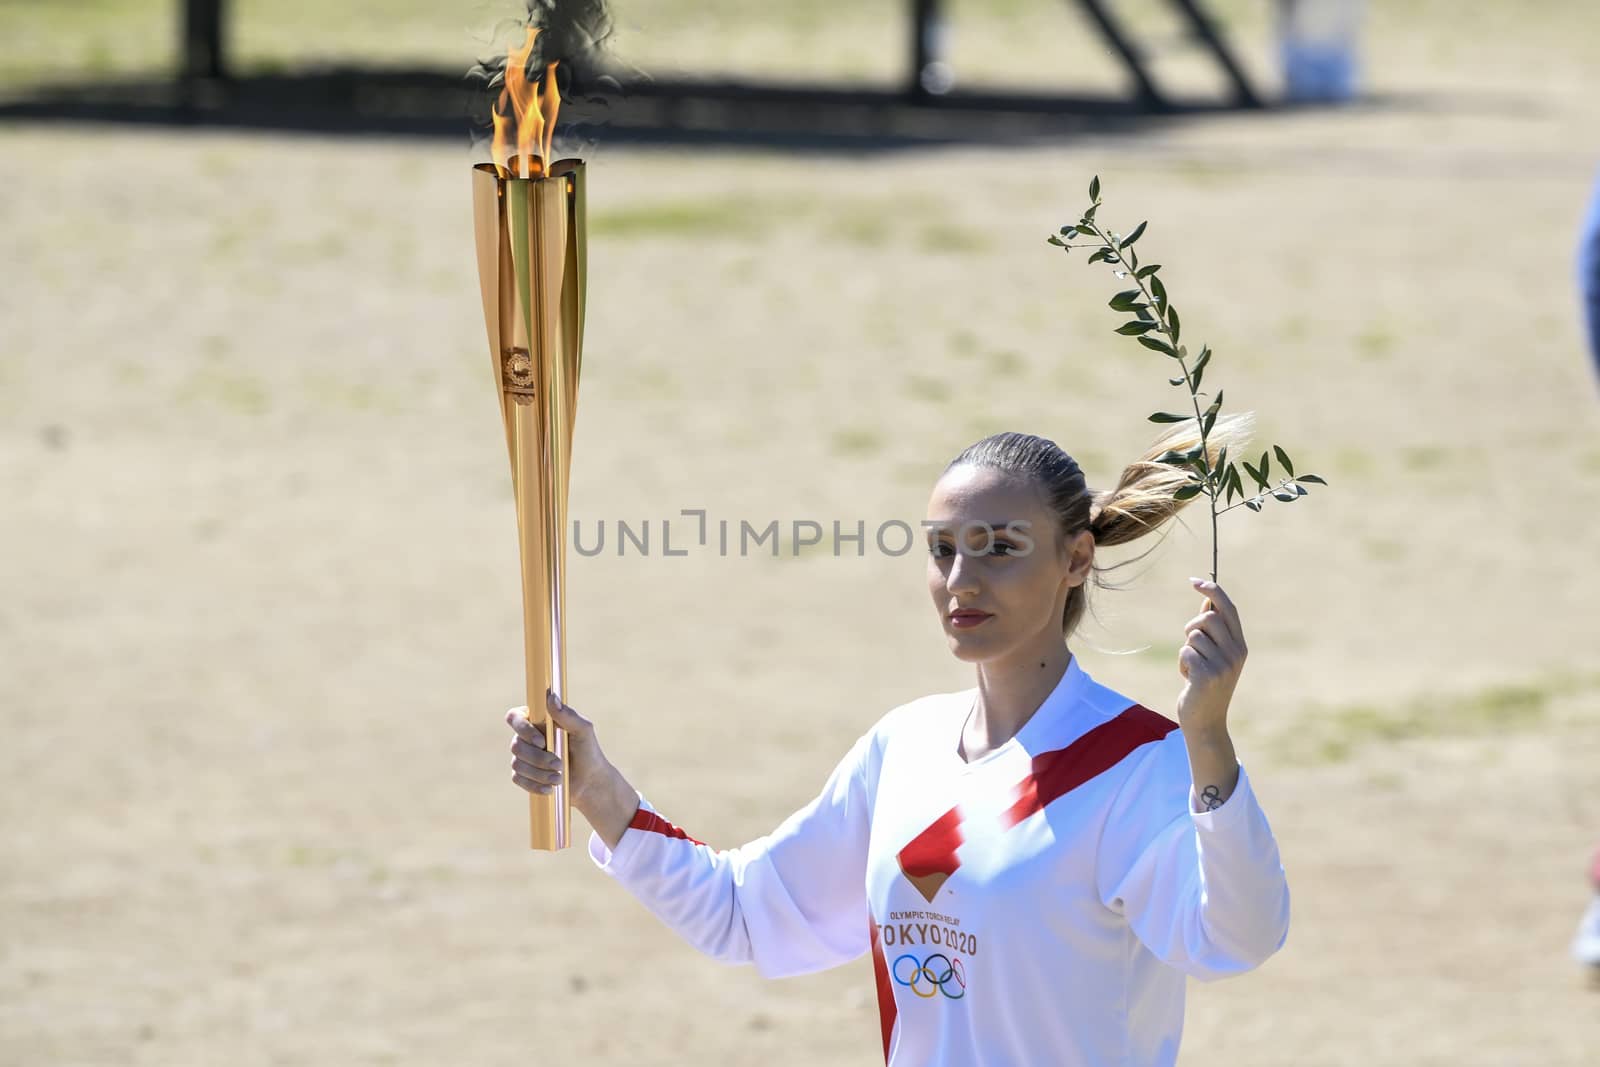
(1094, 732, 1291, 982)
(587, 730, 876, 978)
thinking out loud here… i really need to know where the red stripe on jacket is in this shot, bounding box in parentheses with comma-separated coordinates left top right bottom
(869, 918, 898, 1063)
(628, 808, 707, 847)
(1001, 703, 1177, 828)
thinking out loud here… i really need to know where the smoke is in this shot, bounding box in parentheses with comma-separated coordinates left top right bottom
(522, 0, 617, 80)
(468, 0, 633, 96)
(467, 0, 639, 157)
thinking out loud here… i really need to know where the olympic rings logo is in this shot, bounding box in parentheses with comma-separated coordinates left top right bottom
(892, 952, 967, 1000)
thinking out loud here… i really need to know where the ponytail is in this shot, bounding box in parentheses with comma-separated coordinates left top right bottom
(1064, 411, 1254, 635)
(1089, 412, 1256, 547)
(942, 414, 1254, 639)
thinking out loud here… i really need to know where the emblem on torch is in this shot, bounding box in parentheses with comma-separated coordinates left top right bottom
(471, 27, 587, 850)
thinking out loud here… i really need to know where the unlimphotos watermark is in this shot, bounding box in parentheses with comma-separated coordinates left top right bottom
(570, 509, 1037, 559)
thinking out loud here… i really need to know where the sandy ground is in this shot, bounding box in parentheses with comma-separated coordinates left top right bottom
(4, 4, 1600, 1065)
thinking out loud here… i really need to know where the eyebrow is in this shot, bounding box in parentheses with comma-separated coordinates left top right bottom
(923, 521, 1026, 535)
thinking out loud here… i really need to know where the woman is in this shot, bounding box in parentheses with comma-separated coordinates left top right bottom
(506, 419, 1290, 1066)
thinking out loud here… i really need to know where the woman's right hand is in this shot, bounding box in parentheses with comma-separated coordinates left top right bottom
(506, 689, 639, 848)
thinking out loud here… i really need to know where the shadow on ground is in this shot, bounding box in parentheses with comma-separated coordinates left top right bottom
(0, 67, 1327, 154)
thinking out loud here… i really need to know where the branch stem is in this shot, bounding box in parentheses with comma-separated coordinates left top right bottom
(1075, 221, 1219, 582)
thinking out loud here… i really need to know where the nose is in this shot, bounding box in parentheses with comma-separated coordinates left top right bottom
(946, 546, 980, 598)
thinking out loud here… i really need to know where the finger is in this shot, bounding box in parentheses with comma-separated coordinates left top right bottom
(506, 708, 548, 750)
(1184, 610, 1241, 656)
(1185, 626, 1225, 666)
(512, 773, 556, 796)
(1177, 643, 1204, 680)
(1190, 579, 1244, 645)
(511, 756, 563, 784)
(545, 689, 592, 736)
(510, 739, 560, 770)
(1186, 596, 1239, 648)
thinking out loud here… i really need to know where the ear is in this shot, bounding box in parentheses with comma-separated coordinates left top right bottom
(1063, 528, 1095, 588)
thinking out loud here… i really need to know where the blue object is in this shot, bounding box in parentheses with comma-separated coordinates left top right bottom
(1580, 166, 1600, 382)
(1278, 0, 1363, 104)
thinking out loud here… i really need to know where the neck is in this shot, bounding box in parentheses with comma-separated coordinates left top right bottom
(964, 639, 1074, 760)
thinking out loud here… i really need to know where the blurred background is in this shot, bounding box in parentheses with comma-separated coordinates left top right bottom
(3, 2, 1598, 1064)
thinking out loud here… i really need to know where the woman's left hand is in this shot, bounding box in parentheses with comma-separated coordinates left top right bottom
(1175, 577, 1247, 741)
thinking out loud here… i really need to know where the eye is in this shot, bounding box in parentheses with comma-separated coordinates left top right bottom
(989, 541, 1018, 557)
(928, 540, 954, 559)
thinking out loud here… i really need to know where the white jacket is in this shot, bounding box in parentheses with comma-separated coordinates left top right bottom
(590, 655, 1290, 1066)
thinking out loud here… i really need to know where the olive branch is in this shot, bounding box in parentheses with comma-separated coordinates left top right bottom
(1047, 175, 1326, 583)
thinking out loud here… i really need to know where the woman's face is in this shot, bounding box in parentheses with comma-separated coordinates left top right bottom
(924, 464, 1094, 665)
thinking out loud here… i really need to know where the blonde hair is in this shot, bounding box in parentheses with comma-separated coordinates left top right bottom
(944, 412, 1254, 636)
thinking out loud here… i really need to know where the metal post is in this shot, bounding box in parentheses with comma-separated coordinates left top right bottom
(909, 0, 952, 99)
(181, 0, 228, 82)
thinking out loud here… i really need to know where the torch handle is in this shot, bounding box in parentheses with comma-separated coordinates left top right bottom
(510, 396, 571, 851)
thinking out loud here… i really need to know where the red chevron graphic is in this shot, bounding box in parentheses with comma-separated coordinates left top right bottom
(896, 805, 965, 902)
(894, 703, 1175, 902)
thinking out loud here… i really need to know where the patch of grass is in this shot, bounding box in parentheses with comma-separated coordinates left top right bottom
(1168, 158, 1237, 187)
(591, 198, 770, 240)
(1365, 769, 1404, 792)
(1464, 683, 1548, 727)
(176, 364, 269, 416)
(722, 254, 759, 280)
(830, 427, 884, 458)
(721, 423, 760, 448)
(917, 223, 990, 254)
(1364, 538, 1405, 562)
(301, 370, 387, 413)
(948, 329, 980, 359)
(1278, 314, 1310, 342)
(1399, 445, 1450, 471)
(0, 0, 174, 88)
(1274, 674, 1588, 765)
(284, 843, 339, 867)
(986, 349, 1026, 375)
(283, 231, 349, 263)
(634, 365, 677, 397)
(1331, 447, 1376, 479)
(1355, 323, 1396, 362)
(827, 210, 891, 247)
(904, 374, 952, 404)
(198, 150, 242, 181)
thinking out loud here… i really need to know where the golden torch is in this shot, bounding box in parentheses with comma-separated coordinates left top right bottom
(472, 28, 586, 850)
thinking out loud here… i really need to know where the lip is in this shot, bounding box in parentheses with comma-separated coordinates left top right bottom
(948, 610, 993, 630)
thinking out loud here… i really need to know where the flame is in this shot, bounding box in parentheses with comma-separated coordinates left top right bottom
(491, 26, 562, 179)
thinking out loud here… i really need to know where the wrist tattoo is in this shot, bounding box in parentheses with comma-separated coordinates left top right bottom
(1199, 785, 1224, 811)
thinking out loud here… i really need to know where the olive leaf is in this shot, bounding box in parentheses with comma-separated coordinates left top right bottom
(1047, 175, 1327, 582)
